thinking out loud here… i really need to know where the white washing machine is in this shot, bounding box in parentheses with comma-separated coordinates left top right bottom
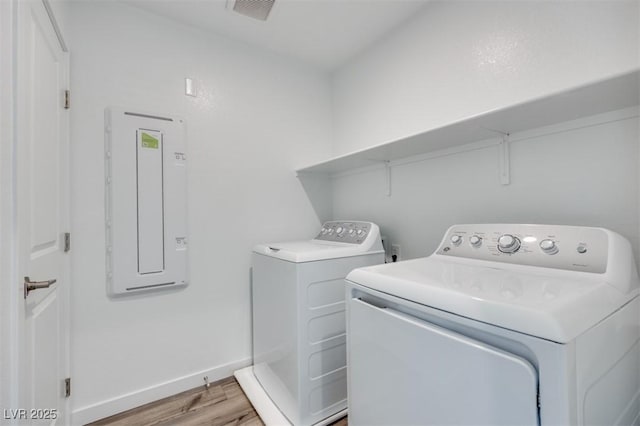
(236, 221, 384, 426)
(346, 224, 640, 426)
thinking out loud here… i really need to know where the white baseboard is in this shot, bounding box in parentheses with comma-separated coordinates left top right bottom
(71, 357, 251, 425)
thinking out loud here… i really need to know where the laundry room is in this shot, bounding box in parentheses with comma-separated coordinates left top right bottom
(1, 0, 638, 425)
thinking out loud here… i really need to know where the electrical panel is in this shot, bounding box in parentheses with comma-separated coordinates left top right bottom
(105, 107, 188, 296)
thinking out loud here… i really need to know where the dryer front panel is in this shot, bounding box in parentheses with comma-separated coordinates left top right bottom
(347, 297, 540, 426)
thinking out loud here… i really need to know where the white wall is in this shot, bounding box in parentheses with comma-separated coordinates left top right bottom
(330, 0, 640, 263)
(68, 2, 332, 423)
(333, 109, 640, 264)
(332, 0, 639, 155)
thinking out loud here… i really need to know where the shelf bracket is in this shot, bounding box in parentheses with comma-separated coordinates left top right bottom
(499, 134, 510, 185)
(384, 161, 392, 196)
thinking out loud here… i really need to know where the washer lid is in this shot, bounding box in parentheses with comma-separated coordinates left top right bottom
(253, 240, 383, 263)
(347, 256, 638, 343)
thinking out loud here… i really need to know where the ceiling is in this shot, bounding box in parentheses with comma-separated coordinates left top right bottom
(123, 0, 429, 70)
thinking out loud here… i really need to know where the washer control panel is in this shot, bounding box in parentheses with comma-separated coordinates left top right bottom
(315, 221, 372, 244)
(436, 224, 608, 273)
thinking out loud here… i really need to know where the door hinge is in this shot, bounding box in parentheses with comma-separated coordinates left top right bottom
(65, 378, 71, 397)
(64, 232, 70, 252)
(64, 90, 70, 109)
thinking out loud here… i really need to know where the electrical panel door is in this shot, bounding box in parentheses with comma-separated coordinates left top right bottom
(105, 108, 188, 296)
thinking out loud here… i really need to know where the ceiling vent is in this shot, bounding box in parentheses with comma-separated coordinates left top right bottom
(229, 0, 275, 21)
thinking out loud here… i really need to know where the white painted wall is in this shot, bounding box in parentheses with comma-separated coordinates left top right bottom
(330, 1, 640, 264)
(332, 0, 639, 155)
(68, 2, 332, 423)
(333, 109, 640, 264)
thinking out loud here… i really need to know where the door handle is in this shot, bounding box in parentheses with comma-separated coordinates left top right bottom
(23, 276, 57, 299)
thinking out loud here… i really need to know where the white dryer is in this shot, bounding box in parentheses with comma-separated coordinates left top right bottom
(236, 221, 384, 426)
(346, 224, 640, 426)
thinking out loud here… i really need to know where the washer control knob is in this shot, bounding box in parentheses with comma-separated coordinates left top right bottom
(469, 235, 482, 248)
(348, 229, 355, 235)
(336, 226, 344, 235)
(577, 245, 587, 254)
(321, 228, 328, 234)
(450, 235, 463, 246)
(356, 229, 363, 235)
(497, 234, 521, 253)
(539, 239, 559, 255)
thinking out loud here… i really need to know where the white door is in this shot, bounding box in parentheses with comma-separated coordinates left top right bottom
(348, 297, 539, 426)
(16, 0, 70, 424)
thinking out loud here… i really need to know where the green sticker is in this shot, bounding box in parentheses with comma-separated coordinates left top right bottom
(141, 132, 159, 149)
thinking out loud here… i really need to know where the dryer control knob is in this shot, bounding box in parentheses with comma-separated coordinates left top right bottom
(450, 235, 462, 246)
(497, 234, 521, 253)
(539, 239, 559, 255)
(469, 235, 482, 247)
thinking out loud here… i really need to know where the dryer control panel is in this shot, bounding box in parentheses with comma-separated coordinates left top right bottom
(436, 224, 609, 273)
(315, 221, 372, 244)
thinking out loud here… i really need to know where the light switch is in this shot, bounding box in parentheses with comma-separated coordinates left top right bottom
(185, 78, 197, 97)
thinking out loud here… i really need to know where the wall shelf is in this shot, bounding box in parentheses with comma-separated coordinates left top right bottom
(296, 70, 639, 176)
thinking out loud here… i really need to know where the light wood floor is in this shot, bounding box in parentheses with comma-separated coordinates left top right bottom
(88, 376, 348, 426)
(88, 376, 262, 426)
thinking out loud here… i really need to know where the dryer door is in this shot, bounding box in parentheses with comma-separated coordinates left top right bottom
(348, 297, 539, 426)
